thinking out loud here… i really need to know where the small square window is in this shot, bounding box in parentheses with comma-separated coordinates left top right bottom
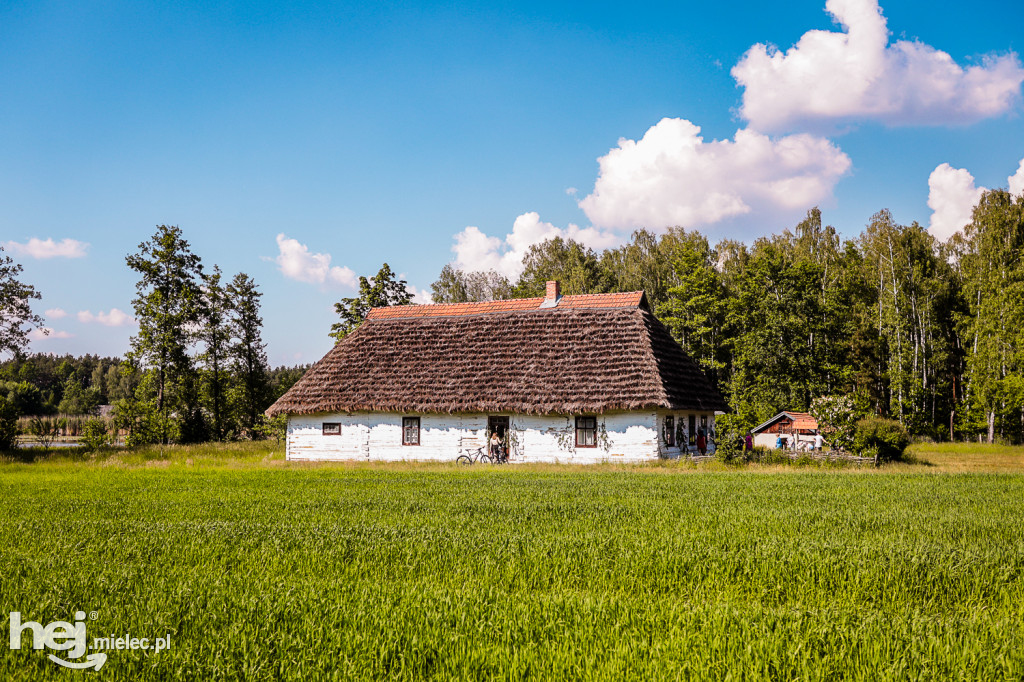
(575, 416, 597, 448)
(403, 417, 420, 446)
(323, 422, 341, 436)
(664, 416, 675, 446)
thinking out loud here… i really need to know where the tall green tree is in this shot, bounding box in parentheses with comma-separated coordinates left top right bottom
(859, 211, 962, 436)
(725, 210, 861, 424)
(431, 264, 469, 303)
(655, 229, 729, 383)
(198, 266, 233, 440)
(514, 237, 609, 297)
(105, 363, 136, 403)
(464, 270, 512, 302)
(125, 225, 205, 443)
(0, 395, 17, 450)
(57, 377, 101, 415)
(954, 189, 1024, 442)
(431, 265, 512, 303)
(600, 229, 671, 307)
(227, 272, 271, 435)
(330, 263, 413, 342)
(0, 245, 45, 357)
(727, 234, 818, 422)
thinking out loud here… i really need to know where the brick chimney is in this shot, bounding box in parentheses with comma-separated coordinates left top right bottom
(541, 280, 561, 308)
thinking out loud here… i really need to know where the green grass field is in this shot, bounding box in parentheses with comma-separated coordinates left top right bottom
(2, 443, 1023, 680)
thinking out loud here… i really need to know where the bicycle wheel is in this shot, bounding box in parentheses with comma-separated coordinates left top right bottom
(479, 454, 492, 464)
(456, 455, 472, 465)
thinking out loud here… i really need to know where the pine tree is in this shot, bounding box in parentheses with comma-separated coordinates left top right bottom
(227, 272, 271, 436)
(198, 266, 233, 440)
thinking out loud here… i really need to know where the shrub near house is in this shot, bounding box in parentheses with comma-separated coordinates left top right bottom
(854, 418, 910, 462)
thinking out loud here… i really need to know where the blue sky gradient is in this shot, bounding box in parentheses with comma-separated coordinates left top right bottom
(2, 0, 1023, 364)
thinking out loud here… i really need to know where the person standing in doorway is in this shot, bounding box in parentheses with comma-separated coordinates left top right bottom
(696, 429, 707, 456)
(489, 431, 502, 461)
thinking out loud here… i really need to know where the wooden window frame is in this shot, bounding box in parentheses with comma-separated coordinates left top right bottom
(322, 422, 341, 436)
(402, 417, 420, 446)
(575, 416, 597, 448)
(664, 415, 675, 447)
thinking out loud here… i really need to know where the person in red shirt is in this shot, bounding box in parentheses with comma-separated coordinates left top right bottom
(696, 430, 707, 456)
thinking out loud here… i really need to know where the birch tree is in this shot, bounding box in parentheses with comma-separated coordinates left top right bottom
(956, 190, 1024, 442)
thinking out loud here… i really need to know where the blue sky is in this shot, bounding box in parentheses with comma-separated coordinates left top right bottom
(2, 0, 1023, 365)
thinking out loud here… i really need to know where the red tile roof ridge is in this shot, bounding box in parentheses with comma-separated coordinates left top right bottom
(365, 291, 646, 320)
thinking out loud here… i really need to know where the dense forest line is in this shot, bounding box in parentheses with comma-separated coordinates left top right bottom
(0, 354, 308, 422)
(2, 188, 1023, 446)
(427, 190, 1024, 444)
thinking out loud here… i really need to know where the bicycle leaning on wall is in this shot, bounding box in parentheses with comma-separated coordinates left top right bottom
(456, 446, 491, 465)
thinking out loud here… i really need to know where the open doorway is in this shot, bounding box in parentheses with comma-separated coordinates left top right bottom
(488, 416, 509, 461)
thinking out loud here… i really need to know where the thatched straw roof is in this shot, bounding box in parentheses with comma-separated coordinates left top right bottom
(267, 291, 727, 416)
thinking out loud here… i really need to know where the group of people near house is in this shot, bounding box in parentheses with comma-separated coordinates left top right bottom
(772, 431, 825, 451)
(676, 427, 709, 456)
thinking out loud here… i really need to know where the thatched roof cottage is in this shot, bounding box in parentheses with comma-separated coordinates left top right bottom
(267, 281, 727, 463)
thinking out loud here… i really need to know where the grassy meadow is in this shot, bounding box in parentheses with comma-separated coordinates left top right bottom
(1, 442, 1023, 680)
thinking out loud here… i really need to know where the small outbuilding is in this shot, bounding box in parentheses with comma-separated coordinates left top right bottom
(267, 281, 727, 463)
(751, 411, 819, 449)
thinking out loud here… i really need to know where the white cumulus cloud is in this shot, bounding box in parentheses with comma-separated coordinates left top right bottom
(405, 284, 433, 305)
(274, 234, 357, 289)
(732, 0, 1024, 132)
(2, 237, 89, 259)
(77, 308, 136, 327)
(452, 212, 621, 280)
(576, 118, 851, 235)
(1010, 159, 1024, 197)
(45, 308, 68, 319)
(927, 164, 985, 242)
(29, 327, 73, 340)
(926, 158, 1024, 241)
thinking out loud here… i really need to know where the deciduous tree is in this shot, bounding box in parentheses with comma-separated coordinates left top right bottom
(0, 245, 45, 357)
(955, 190, 1024, 442)
(514, 238, 609, 297)
(125, 225, 205, 443)
(330, 263, 412, 342)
